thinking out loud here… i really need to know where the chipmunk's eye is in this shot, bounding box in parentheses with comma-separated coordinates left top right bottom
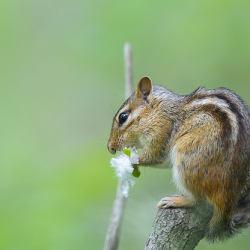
(118, 112, 129, 125)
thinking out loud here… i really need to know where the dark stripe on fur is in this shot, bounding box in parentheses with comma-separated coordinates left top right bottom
(190, 103, 232, 150)
(208, 94, 247, 172)
(187, 91, 246, 154)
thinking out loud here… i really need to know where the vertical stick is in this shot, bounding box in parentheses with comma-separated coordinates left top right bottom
(124, 43, 134, 99)
(104, 43, 134, 250)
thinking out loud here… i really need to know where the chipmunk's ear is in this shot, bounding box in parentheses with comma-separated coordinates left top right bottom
(137, 76, 152, 101)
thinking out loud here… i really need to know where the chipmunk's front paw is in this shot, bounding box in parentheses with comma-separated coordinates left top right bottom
(157, 197, 176, 209)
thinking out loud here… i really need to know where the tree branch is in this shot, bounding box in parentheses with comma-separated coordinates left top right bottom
(145, 206, 212, 250)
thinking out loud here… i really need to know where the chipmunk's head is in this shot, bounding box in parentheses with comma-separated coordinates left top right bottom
(107, 76, 154, 154)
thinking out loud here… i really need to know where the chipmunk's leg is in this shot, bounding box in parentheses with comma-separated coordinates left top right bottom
(157, 195, 196, 209)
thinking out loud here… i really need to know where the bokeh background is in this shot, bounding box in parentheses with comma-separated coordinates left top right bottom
(1, 0, 250, 249)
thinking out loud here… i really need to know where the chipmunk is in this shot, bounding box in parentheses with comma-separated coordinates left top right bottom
(107, 76, 250, 242)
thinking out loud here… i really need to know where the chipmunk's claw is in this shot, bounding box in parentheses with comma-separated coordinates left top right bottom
(157, 197, 176, 209)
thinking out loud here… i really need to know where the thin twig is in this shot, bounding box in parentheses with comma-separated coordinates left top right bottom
(104, 43, 134, 250)
(124, 43, 134, 99)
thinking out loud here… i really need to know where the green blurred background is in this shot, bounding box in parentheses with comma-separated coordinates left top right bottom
(1, 0, 250, 249)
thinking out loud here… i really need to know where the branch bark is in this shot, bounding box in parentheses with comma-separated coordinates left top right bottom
(145, 206, 212, 250)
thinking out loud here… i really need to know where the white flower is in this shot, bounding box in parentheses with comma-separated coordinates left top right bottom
(110, 148, 139, 198)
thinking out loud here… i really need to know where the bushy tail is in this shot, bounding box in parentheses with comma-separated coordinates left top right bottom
(205, 212, 235, 242)
(205, 193, 250, 242)
(232, 193, 250, 229)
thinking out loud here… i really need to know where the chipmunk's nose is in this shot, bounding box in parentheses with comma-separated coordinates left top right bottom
(107, 143, 116, 154)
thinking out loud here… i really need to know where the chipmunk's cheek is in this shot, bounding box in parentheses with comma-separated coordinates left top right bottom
(125, 136, 140, 149)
